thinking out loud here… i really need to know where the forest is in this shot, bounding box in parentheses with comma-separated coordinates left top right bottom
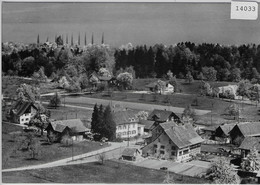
(2, 41, 260, 85)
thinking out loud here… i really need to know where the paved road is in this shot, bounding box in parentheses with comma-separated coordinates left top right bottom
(62, 96, 210, 116)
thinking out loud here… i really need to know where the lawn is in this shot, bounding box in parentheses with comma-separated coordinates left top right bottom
(2, 122, 107, 169)
(2, 160, 210, 183)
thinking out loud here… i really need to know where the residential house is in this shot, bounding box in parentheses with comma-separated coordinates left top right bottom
(121, 148, 141, 161)
(142, 121, 204, 162)
(239, 137, 260, 158)
(215, 85, 240, 99)
(215, 123, 237, 143)
(89, 71, 112, 89)
(145, 80, 174, 94)
(113, 110, 145, 139)
(45, 119, 89, 142)
(9, 100, 38, 125)
(229, 122, 260, 145)
(200, 126, 217, 139)
(147, 109, 180, 124)
(139, 119, 155, 134)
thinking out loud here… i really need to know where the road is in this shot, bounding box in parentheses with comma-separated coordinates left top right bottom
(2, 141, 128, 172)
(60, 96, 210, 116)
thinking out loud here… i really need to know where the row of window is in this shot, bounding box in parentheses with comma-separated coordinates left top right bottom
(21, 118, 29, 122)
(118, 124, 136, 130)
(118, 130, 136, 136)
(154, 144, 176, 151)
(154, 150, 176, 156)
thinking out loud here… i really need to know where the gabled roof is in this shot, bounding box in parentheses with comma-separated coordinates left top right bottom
(113, 110, 137, 125)
(217, 123, 237, 136)
(139, 120, 155, 130)
(235, 122, 260, 137)
(11, 100, 37, 116)
(239, 137, 260, 151)
(147, 109, 179, 122)
(49, 119, 88, 133)
(201, 126, 217, 132)
(160, 121, 204, 149)
(122, 148, 140, 157)
(89, 71, 112, 81)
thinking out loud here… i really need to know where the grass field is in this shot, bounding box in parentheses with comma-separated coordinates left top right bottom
(2, 122, 107, 169)
(2, 160, 210, 183)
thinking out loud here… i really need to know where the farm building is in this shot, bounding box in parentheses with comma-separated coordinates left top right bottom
(121, 148, 141, 161)
(145, 80, 174, 94)
(229, 122, 260, 145)
(200, 126, 217, 139)
(215, 123, 237, 143)
(113, 110, 145, 139)
(9, 99, 38, 125)
(215, 84, 240, 99)
(89, 71, 112, 88)
(142, 121, 203, 162)
(147, 109, 180, 124)
(239, 137, 260, 158)
(45, 119, 89, 142)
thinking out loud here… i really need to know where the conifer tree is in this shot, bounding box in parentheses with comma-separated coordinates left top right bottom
(91, 33, 94, 45)
(101, 32, 104, 44)
(66, 34, 68, 44)
(96, 104, 104, 134)
(84, 32, 87, 46)
(46, 36, 49, 42)
(91, 104, 99, 133)
(78, 32, 80, 46)
(102, 105, 116, 141)
(71, 34, 74, 46)
(37, 34, 40, 44)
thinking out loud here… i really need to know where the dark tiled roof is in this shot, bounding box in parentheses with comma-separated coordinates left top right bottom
(239, 137, 260, 151)
(113, 110, 137, 125)
(201, 126, 217, 132)
(50, 119, 88, 133)
(236, 122, 260, 137)
(147, 109, 178, 122)
(139, 120, 155, 130)
(122, 148, 139, 157)
(11, 100, 37, 116)
(89, 72, 112, 81)
(160, 122, 204, 149)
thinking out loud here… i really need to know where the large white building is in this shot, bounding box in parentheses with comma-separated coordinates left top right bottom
(113, 110, 144, 139)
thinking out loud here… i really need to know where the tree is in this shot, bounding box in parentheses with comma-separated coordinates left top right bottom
(182, 105, 195, 120)
(230, 68, 241, 82)
(155, 80, 166, 94)
(200, 82, 212, 96)
(25, 133, 40, 159)
(16, 83, 40, 102)
(163, 171, 175, 184)
(97, 152, 106, 165)
(237, 80, 251, 99)
(225, 104, 240, 120)
(169, 76, 181, 92)
(91, 104, 99, 133)
(166, 70, 173, 79)
(116, 72, 133, 90)
(101, 105, 116, 141)
(49, 92, 61, 109)
(185, 71, 194, 84)
(205, 158, 240, 184)
(135, 111, 149, 120)
(202, 67, 217, 81)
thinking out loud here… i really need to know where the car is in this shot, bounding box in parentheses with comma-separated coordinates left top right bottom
(160, 167, 168, 170)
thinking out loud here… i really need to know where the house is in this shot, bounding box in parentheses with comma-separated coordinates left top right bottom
(113, 110, 145, 139)
(121, 148, 141, 161)
(239, 137, 260, 158)
(89, 71, 112, 88)
(215, 123, 237, 143)
(145, 80, 174, 94)
(229, 122, 260, 145)
(142, 121, 204, 162)
(9, 100, 38, 125)
(147, 109, 180, 124)
(45, 119, 89, 142)
(139, 119, 155, 133)
(215, 85, 240, 99)
(200, 126, 217, 139)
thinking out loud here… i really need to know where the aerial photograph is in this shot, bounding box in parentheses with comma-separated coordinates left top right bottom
(2, 1, 260, 184)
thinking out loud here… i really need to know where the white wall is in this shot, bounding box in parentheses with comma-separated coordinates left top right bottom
(19, 113, 31, 125)
(116, 122, 144, 139)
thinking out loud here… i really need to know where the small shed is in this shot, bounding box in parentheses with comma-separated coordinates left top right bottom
(122, 148, 141, 161)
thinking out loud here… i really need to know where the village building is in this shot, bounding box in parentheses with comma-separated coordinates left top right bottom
(229, 122, 260, 145)
(199, 126, 217, 139)
(9, 99, 38, 125)
(121, 148, 141, 161)
(239, 137, 260, 158)
(215, 123, 236, 143)
(89, 71, 112, 89)
(113, 110, 145, 139)
(45, 119, 89, 142)
(214, 84, 241, 99)
(142, 121, 204, 162)
(145, 80, 174, 94)
(147, 109, 180, 124)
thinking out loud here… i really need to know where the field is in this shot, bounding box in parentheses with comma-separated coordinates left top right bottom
(2, 122, 107, 169)
(2, 160, 210, 183)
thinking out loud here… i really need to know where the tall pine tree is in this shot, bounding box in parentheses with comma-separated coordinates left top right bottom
(91, 104, 99, 133)
(102, 105, 116, 141)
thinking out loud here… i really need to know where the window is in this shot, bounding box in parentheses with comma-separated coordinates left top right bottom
(128, 131, 131, 134)
(158, 138, 160, 142)
(154, 144, 157, 148)
(171, 146, 175, 150)
(179, 151, 182, 156)
(169, 139, 172, 144)
(118, 126, 121, 130)
(183, 149, 189, 155)
(132, 130, 136, 134)
(171, 151, 175, 156)
(161, 145, 165, 149)
(155, 150, 157, 153)
(123, 125, 126, 129)
(21, 119, 24, 121)
(123, 132, 126, 135)
(160, 150, 165, 154)
(25, 118, 29, 121)
(133, 124, 135, 128)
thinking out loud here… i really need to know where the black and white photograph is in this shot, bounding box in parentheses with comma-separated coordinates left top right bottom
(1, 0, 260, 184)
